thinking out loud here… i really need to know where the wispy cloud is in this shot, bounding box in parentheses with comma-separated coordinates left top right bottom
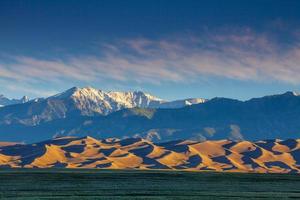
(1, 27, 300, 97)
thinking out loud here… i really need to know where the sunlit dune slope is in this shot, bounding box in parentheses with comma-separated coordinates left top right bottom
(0, 137, 299, 173)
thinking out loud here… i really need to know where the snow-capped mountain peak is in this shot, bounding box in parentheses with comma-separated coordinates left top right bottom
(0, 87, 207, 119)
(107, 90, 164, 108)
(0, 95, 30, 107)
(151, 98, 207, 109)
(46, 87, 206, 115)
(47, 87, 164, 115)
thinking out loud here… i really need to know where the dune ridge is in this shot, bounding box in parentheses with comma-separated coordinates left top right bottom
(0, 136, 299, 173)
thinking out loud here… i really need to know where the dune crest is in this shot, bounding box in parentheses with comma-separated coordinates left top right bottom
(0, 137, 299, 173)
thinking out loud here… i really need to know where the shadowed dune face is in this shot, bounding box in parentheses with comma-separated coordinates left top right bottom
(0, 136, 299, 173)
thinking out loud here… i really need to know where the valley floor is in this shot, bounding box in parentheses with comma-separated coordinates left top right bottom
(0, 169, 299, 199)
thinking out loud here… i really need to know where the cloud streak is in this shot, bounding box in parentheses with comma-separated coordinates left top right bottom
(1, 28, 300, 97)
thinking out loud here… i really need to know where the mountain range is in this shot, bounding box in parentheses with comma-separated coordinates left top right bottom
(0, 95, 29, 107)
(0, 87, 300, 143)
(0, 87, 206, 126)
(0, 136, 299, 173)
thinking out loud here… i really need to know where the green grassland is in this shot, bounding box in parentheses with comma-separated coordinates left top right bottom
(0, 169, 299, 199)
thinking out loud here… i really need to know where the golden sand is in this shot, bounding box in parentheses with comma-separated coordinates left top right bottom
(0, 137, 299, 173)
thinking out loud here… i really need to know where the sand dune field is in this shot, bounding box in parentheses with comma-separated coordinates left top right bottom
(0, 136, 299, 173)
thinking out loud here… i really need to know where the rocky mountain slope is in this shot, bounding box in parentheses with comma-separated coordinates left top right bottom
(0, 95, 29, 107)
(50, 87, 165, 115)
(0, 89, 300, 143)
(0, 136, 299, 173)
(0, 87, 206, 126)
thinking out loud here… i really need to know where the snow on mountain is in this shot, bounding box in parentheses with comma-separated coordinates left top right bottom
(108, 90, 164, 108)
(0, 87, 207, 127)
(48, 87, 206, 115)
(1, 89, 300, 142)
(50, 87, 113, 115)
(0, 95, 29, 107)
(152, 98, 207, 109)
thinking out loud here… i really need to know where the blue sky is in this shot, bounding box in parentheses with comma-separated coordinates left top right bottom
(1, 0, 300, 100)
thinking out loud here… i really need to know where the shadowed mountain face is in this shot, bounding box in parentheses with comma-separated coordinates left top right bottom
(0, 90, 300, 142)
(0, 137, 299, 173)
(0, 95, 29, 107)
(0, 86, 205, 126)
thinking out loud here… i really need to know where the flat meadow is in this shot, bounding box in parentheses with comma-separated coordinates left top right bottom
(0, 169, 299, 199)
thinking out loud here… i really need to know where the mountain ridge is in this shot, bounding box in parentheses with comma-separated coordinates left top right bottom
(0, 95, 29, 107)
(0, 86, 207, 126)
(0, 88, 300, 143)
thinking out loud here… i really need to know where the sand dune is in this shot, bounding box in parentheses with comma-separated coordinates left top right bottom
(0, 137, 299, 173)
